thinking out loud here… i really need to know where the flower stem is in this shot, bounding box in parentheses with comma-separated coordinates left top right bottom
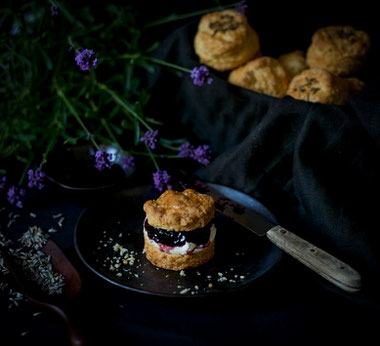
(143, 3, 236, 29)
(54, 81, 100, 150)
(117, 54, 191, 73)
(41, 133, 58, 167)
(100, 118, 121, 149)
(145, 56, 191, 73)
(18, 158, 32, 186)
(129, 150, 181, 159)
(96, 81, 153, 131)
(145, 145, 160, 171)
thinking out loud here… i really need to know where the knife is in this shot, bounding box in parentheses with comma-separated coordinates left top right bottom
(181, 177, 361, 293)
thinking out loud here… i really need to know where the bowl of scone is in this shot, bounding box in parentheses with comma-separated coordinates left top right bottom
(193, 9, 371, 105)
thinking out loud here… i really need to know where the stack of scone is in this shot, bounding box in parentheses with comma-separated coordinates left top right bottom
(193, 9, 370, 105)
(143, 189, 216, 271)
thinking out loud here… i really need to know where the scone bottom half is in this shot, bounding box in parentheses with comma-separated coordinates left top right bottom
(143, 189, 216, 271)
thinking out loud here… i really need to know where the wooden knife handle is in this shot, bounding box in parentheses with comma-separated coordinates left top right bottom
(266, 225, 361, 293)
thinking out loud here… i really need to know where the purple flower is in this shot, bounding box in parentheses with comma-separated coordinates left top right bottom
(50, 5, 60, 16)
(94, 150, 114, 171)
(178, 142, 212, 165)
(192, 144, 211, 165)
(190, 66, 213, 86)
(152, 170, 172, 192)
(121, 154, 135, 170)
(7, 186, 25, 208)
(178, 142, 193, 158)
(75, 48, 98, 71)
(140, 130, 159, 150)
(235, 0, 248, 14)
(0, 176, 6, 191)
(27, 169, 46, 190)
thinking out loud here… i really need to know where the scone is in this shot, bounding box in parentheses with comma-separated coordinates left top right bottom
(143, 189, 216, 271)
(286, 68, 365, 105)
(278, 50, 308, 78)
(306, 25, 371, 76)
(228, 56, 291, 98)
(194, 9, 260, 71)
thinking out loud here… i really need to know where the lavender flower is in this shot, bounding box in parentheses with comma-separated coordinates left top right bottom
(140, 130, 159, 150)
(152, 170, 172, 192)
(192, 144, 211, 165)
(190, 66, 213, 86)
(121, 154, 135, 170)
(27, 169, 46, 190)
(50, 5, 60, 16)
(7, 186, 25, 208)
(235, 0, 248, 14)
(178, 142, 212, 165)
(0, 176, 6, 191)
(94, 150, 114, 171)
(178, 142, 194, 158)
(75, 48, 98, 71)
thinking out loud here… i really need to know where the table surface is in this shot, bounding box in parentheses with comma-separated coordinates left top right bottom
(1, 179, 378, 346)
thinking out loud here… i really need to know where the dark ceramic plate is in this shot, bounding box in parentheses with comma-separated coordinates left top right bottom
(74, 184, 282, 297)
(44, 144, 134, 191)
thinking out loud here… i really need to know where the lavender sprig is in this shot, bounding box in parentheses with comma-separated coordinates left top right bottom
(152, 170, 172, 192)
(94, 150, 114, 171)
(50, 5, 60, 16)
(121, 154, 135, 170)
(190, 66, 213, 86)
(178, 142, 212, 165)
(27, 169, 46, 190)
(235, 0, 248, 14)
(7, 186, 25, 208)
(140, 130, 159, 150)
(75, 48, 98, 71)
(0, 176, 6, 191)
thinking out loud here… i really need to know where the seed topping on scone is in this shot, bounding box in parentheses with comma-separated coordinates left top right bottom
(209, 13, 242, 35)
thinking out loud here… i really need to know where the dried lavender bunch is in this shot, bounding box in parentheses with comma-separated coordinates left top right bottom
(14, 250, 66, 295)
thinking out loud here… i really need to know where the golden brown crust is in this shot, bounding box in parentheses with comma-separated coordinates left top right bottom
(278, 50, 308, 78)
(144, 233, 215, 271)
(306, 25, 371, 76)
(228, 56, 291, 98)
(143, 189, 215, 231)
(194, 9, 260, 71)
(286, 68, 364, 105)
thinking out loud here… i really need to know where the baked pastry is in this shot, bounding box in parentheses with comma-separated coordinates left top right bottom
(286, 68, 365, 105)
(306, 25, 371, 76)
(278, 50, 308, 78)
(194, 9, 260, 71)
(143, 189, 216, 271)
(228, 56, 291, 98)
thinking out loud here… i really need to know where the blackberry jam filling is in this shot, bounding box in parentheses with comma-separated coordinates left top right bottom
(144, 219, 212, 247)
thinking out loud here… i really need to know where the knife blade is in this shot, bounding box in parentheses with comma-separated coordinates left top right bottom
(181, 177, 361, 293)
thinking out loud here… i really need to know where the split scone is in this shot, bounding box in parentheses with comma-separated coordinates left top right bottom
(143, 189, 216, 271)
(194, 9, 261, 71)
(286, 68, 365, 105)
(228, 56, 291, 98)
(306, 25, 371, 76)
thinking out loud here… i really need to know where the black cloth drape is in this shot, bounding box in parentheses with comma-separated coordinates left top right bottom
(144, 17, 380, 307)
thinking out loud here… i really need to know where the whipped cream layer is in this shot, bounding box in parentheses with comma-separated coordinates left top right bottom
(144, 224, 216, 255)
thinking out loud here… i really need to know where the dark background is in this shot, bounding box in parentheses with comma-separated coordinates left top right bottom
(1, 1, 380, 345)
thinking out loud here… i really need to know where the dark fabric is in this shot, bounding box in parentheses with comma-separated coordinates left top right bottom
(144, 19, 380, 306)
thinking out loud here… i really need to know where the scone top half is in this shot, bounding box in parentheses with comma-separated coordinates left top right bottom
(143, 189, 215, 231)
